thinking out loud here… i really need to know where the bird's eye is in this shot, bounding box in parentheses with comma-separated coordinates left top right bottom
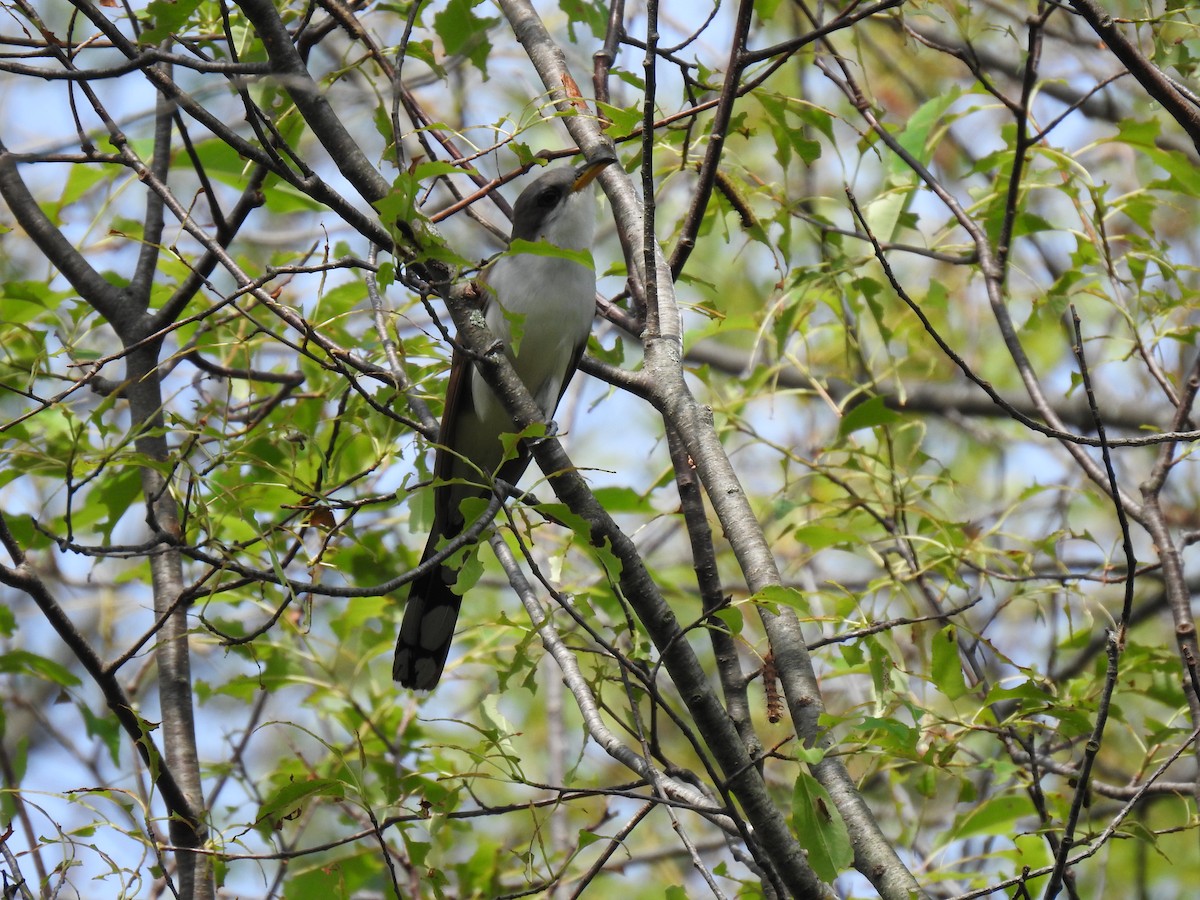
(537, 187, 562, 209)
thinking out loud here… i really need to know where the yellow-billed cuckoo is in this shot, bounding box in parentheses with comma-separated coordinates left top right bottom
(394, 157, 614, 690)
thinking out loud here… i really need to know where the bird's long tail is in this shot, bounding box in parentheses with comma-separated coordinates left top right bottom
(394, 530, 464, 690)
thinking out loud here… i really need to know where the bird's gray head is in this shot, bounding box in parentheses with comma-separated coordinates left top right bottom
(510, 158, 614, 250)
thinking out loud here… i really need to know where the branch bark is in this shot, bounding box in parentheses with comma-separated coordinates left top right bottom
(492, 2, 923, 895)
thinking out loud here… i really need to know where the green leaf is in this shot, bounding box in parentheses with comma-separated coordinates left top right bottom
(423, 515, 484, 594)
(795, 744, 825, 765)
(398, 39, 446, 79)
(456, 544, 485, 596)
(590, 486, 649, 513)
(713, 606, 743, 636)
(377, 170, 423, 231)
(538, 502, 624, 584)
(756, 93, 823, 168)
(597, 101, 642, 137)
(931, 625, 969, 701)
(0, 603, 15, 637)
(498, 305, 528, 356)
(791, 524, 857, 550)
(258, 777, 346, 828)
(53, 164, 109, 215)
(1110, 122, 1200, 195)
(433, 0, 498, 78)
(0, 281, 71, 324)
(790, 770, 854, 882)
(507, 238, 595, 270)
(140, 0, 204, 44)
(411, 159, 466, 181)
(282, 864, 344, 898)
(79, 703, 123, 767)
(859, 716, 921, 756)
(0, 650, 81, 687)
(856, 275, 893, 344)
(897, 89, 961, 167)
(94, 468, 144, 543)
(479, 695, 519, 760)
(838, 395, 901, 437)
(560, 0, 609, 39)
(588, 333, 625, 365)
(864, 179, 914, 245)
(951, 793, 1035, 841)
(748, 584, 807, 614)
(189, 140, 323, 212)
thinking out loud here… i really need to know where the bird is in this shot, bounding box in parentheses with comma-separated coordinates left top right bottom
(394, 156, 614, 690)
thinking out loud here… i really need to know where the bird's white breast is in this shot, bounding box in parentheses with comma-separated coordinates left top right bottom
(470, 186, 598, 424)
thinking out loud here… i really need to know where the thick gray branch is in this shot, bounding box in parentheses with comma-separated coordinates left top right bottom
(237, 0, 392, 205)
(0, 140, 132, 330)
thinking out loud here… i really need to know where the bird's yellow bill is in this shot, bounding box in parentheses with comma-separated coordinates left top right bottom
(572, 156, 616, 192)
